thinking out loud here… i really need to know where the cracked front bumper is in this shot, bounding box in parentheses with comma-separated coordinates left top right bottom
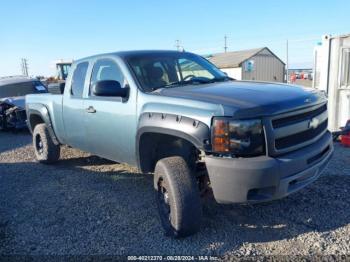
(205, 131, 333, 204)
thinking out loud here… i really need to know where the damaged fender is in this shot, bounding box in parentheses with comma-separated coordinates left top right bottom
(0, 98, 27, 130)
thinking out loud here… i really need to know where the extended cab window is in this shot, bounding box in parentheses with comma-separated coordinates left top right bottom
(90, 59, 125, 95)
(71, 62, 89, 97)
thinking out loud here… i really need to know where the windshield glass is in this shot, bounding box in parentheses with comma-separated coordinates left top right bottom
(126, 52, 227, 92)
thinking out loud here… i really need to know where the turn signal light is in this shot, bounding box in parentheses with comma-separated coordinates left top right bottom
(212, 119, 230, 152)
(211, 117, 265, 156)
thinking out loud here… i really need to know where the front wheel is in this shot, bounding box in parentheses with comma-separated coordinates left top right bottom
(33, 123, 60, 164)
(154, 156, 202, 238)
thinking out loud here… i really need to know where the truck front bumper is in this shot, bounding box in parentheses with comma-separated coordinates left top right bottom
(205, 131, 333, 204)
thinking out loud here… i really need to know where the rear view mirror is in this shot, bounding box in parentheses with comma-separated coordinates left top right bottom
(93, 80, 129, 97)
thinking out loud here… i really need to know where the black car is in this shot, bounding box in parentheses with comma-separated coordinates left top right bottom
(0, 76, 47, 130)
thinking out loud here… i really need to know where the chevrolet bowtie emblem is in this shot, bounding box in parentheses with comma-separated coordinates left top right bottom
(309, 117, 320, 129)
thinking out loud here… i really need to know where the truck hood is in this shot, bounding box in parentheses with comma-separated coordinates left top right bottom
(157, 81, 326, 117)
(0, 96, 25, 109)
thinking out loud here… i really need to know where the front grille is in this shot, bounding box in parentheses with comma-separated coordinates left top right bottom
(272, 104, 327, 128)
(275, 120, 328, 150)
(269, 103, 328, 154)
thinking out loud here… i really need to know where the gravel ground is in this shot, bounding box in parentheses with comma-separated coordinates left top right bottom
(0, 131, 350, 257)
(295, 79, 313, 88)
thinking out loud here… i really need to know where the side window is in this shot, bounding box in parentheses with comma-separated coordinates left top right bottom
(71, 62, 89, 97)
(90, 59, 125, 95)
(340, 48, 350, 88)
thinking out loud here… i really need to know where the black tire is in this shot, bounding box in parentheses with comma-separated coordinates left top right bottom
(154, 156, 202, 238)
(33, 123, 60, 164)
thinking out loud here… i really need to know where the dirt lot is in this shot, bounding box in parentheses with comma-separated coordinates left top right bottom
(295, 79, 313, 88)
(0, 131, 350, 257)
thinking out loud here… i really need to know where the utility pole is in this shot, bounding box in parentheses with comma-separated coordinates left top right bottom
(21, 58, 29, 76)
(286, 40, 289, 83)
(224, 35, 228, 53)
(175, 40, 181, 51)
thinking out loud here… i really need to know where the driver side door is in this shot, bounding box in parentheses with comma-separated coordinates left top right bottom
(84, 57, 137, 164)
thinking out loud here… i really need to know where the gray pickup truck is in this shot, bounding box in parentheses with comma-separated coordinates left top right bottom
(26, 50, 333, 237)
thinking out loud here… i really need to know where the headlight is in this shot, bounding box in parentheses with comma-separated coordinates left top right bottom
(211, 117, 265, 156)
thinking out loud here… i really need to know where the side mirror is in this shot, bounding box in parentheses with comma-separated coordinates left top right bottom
(93, 80, 129, 97)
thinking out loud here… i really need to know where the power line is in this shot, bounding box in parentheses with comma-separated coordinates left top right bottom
(170, 31, 318, 50)
(177, 35, 318, 56)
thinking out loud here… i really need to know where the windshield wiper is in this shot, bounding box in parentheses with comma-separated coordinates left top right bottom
(150, 81, 185, 92)
(161, 80, 187, 88)
(154, 80, 192, 91)
(204, 76, 234, 83)
(152, 76, 233, 92)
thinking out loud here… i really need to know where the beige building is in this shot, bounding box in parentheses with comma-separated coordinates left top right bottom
(207, 47, 285, 82)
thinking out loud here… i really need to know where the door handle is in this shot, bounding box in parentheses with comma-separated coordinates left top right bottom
(86, 106, 96, 113)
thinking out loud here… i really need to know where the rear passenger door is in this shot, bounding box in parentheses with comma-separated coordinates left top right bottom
(84, 57, 137, 164)
(62, 61, 90, 151)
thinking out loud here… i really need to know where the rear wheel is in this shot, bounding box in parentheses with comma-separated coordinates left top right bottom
(154, 156, 202, 238)
(33, 123, 60, 164)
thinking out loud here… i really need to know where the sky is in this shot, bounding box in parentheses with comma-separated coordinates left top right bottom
(1, 0, 349, 77)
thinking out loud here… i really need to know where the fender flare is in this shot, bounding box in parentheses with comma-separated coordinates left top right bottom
(27, 103, 60, 145)
(136, 112, 210, 171)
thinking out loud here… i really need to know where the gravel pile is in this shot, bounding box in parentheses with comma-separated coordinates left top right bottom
(0, 131, 349, 257)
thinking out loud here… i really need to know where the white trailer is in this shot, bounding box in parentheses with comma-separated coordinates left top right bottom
(313, 34, 350, 131)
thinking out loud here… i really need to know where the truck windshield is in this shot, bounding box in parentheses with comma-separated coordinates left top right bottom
(126, 52, 228, 92)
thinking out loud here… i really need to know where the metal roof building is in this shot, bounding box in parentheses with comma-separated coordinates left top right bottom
(207, 47, 286, 82)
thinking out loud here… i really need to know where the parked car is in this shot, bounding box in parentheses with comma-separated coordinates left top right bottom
(26, 50, 333, 237)
(0, 76, 47, 130)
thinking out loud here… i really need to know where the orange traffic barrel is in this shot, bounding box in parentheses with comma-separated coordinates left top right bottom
(341, 133, 350, 147)
(341, 120, 350, 147)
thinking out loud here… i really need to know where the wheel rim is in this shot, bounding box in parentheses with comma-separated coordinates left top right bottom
(157, 178, 171, 224)
(35, 134, 44, 155)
